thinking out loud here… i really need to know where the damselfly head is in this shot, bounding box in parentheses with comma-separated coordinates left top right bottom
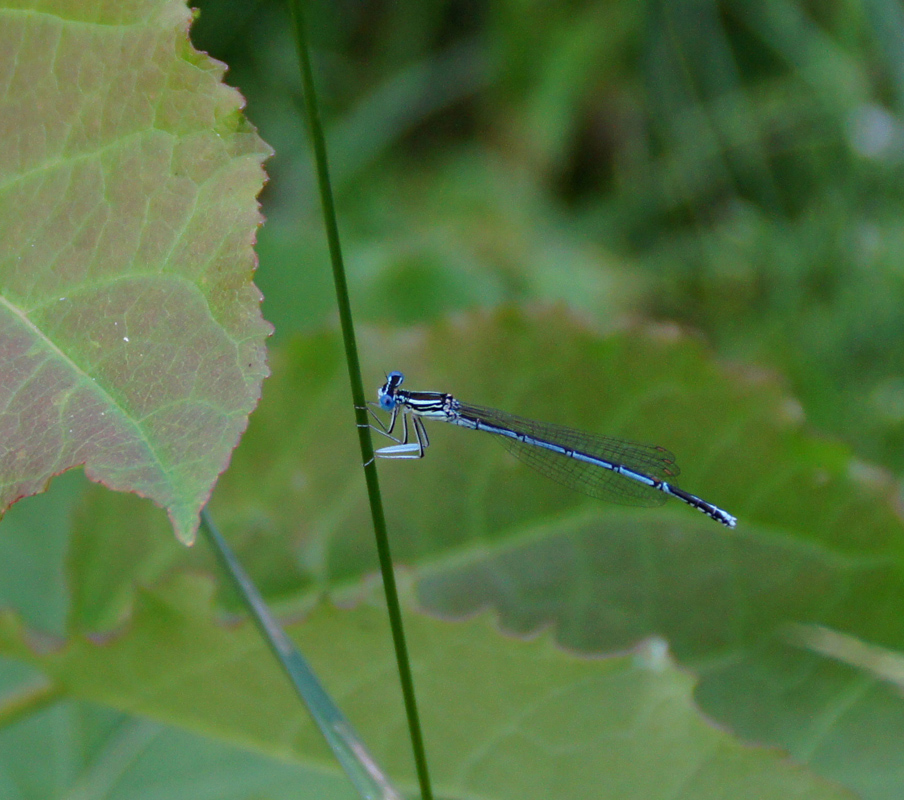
(378, 371, 406, 410)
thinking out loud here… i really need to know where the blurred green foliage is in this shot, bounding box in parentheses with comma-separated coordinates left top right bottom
(191, 0, 904, 481)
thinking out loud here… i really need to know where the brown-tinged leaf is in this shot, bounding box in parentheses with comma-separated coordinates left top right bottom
(0, 0, 272, 543)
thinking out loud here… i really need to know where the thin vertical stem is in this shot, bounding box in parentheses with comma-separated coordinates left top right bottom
(285, 3, 435, 798)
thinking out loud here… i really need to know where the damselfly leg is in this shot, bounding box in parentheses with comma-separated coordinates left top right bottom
(365, 402, 430, 459)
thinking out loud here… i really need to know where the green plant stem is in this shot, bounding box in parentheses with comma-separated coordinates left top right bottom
(199, 509, 403, 800)
(286, 3, 435, 799)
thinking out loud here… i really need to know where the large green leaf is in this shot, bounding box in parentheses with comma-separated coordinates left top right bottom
(0, 0, 271, 544)
(0, 575, 855, 800)
(223, 307, 904, 798)
(4, 307, 897, 797)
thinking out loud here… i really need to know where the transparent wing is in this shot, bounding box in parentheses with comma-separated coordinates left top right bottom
(458, 402, 679, 507)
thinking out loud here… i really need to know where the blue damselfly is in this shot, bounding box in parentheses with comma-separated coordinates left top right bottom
(366, 371, 736, 528)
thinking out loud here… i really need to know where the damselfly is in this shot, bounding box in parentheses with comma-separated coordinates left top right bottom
(366, 371, 736, 528)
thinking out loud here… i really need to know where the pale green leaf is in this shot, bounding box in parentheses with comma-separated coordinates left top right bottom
(0, 0, 272, 544)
